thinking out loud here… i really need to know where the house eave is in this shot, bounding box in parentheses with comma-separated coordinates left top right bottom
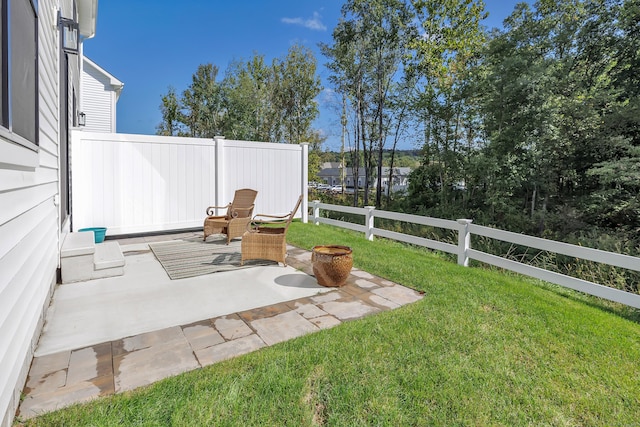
(78, 0, 98, 39)
(83, 56, 125, 98)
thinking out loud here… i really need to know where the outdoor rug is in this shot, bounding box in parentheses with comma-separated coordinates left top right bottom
(149, 237, 276, 280)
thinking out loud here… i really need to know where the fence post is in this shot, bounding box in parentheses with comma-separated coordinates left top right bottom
(457, 219, 473, 267)
(365, 206, 376, 241)
(301, 143, 309, 223)
(214, 136, 226, 215)
(313, 200, 320, 225)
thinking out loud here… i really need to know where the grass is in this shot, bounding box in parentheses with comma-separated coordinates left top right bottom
(20, 223, 640, 426)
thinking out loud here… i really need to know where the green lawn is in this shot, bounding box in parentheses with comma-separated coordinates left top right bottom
(20, 223, 640, 426)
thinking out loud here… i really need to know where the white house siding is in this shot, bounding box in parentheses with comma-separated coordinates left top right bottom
(82, 61, 117, 132)
(0, 1, 78, 425)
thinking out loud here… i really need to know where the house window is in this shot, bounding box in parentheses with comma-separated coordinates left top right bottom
(1, 0, 39, 148)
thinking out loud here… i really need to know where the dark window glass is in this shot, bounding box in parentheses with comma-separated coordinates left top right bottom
(1, 1, 5, 126)
(2, 0, 38, 146)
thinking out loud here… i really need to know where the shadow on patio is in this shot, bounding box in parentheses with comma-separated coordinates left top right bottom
(18, 231, 423, 419)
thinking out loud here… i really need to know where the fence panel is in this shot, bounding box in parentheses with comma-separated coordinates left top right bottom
(71, 132, 307, 235)
(469, 223, 640, 272)
(222, 139, 304, 217)
(309, 201, 640, 309)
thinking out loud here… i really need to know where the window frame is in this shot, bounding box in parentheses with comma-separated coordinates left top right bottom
(0, 0, 39, 170)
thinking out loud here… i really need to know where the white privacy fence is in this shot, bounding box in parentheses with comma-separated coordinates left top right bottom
(71, 131, 308, 235)
(310, 201, 640, 309)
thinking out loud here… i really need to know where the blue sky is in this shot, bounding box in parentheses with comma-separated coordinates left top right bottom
(84, 0, 528, 151)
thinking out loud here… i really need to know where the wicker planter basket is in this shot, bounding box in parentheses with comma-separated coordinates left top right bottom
(311, 245, 353, 287)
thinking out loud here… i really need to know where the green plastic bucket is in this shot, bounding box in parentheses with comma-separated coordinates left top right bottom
(78, 227, 107, 243)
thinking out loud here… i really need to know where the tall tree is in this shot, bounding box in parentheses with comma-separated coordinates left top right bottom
(157, 48, 322, 145)
(180, 64, 224, 138)
(406, 0, 487, 213)
(274, 45, 323, 144)
(322, 0, 410, 207)
(222, 56, 274, 141)
(321, 14, 368, 206)
(156, 86, 182, 136)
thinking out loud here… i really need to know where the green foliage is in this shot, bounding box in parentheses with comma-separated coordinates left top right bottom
(398, 0, 640, 259)
(222, 55, 274, 141)
(180, 64, 224, 138)
(322, 0, 412, 207)
(156, 46, 323, 144)
(156, 86, 181, 136)
(273, 45, 323, 144)
(306, 130, 328, 182)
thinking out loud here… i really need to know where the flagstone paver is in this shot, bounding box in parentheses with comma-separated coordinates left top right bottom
(308, 315, 342, 329)
(27, 351, 71, 377)
(366, 294, 402, 310)
(319, 298, 382, 321)
(351, 269, 376, 279)
(66, 343, 113, 384)
(182, 322, 225, 351)
(310, 291, 344, 304)
(194, 334, 266, 366)
(237, 301, 293, 322)
(251, 310, 320, 346)
(20, 379, 111, 418)
(113, 329, 199, 392)
(24, 370, 67, 397)
(17, 241, 424, 420)
(354, 278, 380, 289)
(292, 302, 328, 319)
(214, 315, 253, 340)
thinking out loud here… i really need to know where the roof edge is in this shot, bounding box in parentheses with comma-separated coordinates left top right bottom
(78, 0, 98, 39)
(83, 56, 125, 95)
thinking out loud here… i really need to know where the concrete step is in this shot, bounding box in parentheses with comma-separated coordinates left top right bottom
(92, 241, 125, 279)
(94, 241, 125, 270)
(61, 233, 125, 283)
(61, 231, 95, 258)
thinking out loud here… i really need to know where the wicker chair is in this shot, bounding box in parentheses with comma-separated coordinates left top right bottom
(240, 195, 303, 267)
(203, 189, 258, 244)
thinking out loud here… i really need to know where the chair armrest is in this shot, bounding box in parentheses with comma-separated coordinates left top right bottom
(206, 203, 231, 216)
(245, 217, 287, 233)
(230, 205, 254, 219)
(252, 213, 289, 220)
(205, 215, 227, 221)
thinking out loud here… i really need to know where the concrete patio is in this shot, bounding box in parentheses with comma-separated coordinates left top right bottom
(17, 232, 424, 420)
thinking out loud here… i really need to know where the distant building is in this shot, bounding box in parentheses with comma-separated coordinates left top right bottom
(380, 167, 412, 192)
(318, 166, 366, 188)
(318, 165, 411, 192)
(81, 57, 124, 132)
(320, 162, 341, 169)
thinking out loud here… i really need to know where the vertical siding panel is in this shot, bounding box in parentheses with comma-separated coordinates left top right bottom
(195, 145, 204, 218)
(186, 144, 195, 221)
(112, 141, 122, 228)
(169, 143, 178, 225)
(0, 0, 66, 421)
(160, 144, 170, 225)
(133, 143, 144, 225)
(141, 143, 152, 226)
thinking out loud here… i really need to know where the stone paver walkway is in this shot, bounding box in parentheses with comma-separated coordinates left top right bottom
(18, 245, 423, 420)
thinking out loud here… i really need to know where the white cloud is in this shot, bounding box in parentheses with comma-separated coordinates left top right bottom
(281, 11, 326, 31)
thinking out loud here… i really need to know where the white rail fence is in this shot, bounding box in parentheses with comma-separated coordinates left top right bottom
(71, 131, 308, 235)
(310, 201, 640, 309)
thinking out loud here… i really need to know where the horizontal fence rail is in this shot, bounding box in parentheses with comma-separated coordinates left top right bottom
(309, 201, 640, 309)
